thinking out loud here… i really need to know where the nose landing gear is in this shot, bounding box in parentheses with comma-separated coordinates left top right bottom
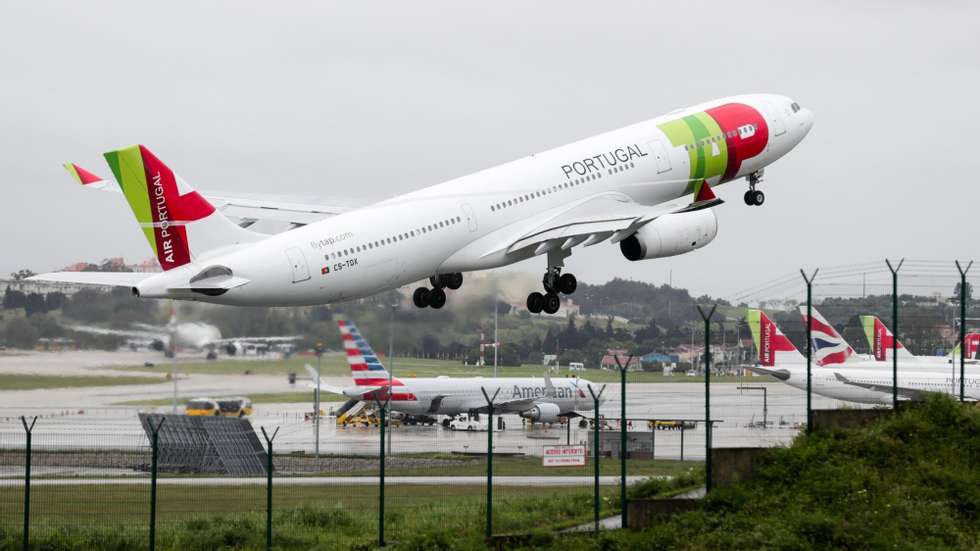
(413, 273, 463, 309)
(744, 170, 765, 206)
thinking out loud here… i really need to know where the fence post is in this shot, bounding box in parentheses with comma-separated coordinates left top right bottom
(800, 269, 819, 433)
(697, 305, 716, 493)
(680, 424, 684, 461)
(587, 384, 606, 534)
(480, 387, 500, 539)
(613, 354, 633, 529)
(260, 426, 279, 551)
(148, 416, 166, 551)
(374, 397, 390, 547)
(886, 259, 904, 409)
(955, 261, 973, 402)
(20, 416, 37, 551)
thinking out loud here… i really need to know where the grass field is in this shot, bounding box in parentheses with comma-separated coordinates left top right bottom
(327, 455, 695, 478)
(109, 355, 772, 384)
(0, 483, 625, 549)
(0, 373, 164, 391)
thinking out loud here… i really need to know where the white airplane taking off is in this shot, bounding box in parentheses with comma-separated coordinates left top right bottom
(747, 309, 980, 404)
(32, 94, 812, 313)
(313, 319, 601, 421)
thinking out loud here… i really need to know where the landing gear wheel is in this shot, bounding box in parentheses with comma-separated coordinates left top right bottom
(542, 292, 560, 314)
(413, 287, 430, 308)
(428, 287, 447, 309)
(557, 273, 577, 295)
(743, 190, 754, 206)
(446, 272, 463, 290)
(752, 190, 765, 206)
(429, 276, 444, 289)
(527, 292, 544, 314)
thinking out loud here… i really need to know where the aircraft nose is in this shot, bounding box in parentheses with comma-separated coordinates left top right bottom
(800, 107, 815, 134)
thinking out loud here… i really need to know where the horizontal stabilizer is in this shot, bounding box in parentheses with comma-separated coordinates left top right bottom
(28, 271, 153, 288)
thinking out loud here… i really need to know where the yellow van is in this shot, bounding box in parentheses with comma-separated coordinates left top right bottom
(185, 398, 221, 416)
(217, 397, 254, 417)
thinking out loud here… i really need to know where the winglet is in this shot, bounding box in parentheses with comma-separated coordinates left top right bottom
(64, 162, 111, 188)
(694, 180, 717, 202)
(673, 180, 723, 213)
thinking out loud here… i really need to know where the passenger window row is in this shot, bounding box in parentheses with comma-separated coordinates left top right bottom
(684, 124, 759, 151)
(607, 161, 636, 176)
(490, 170, 605, 212)
(323, 216, 463, 261)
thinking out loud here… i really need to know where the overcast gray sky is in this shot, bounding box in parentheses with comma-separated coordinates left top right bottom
(2, 1, 978, 300)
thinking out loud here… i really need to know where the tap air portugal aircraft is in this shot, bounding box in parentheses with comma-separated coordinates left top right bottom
(857, 315, 980, 365)
(748, 309, 980, 404)
(32, 94, 813, 313)
(312, 319, 601, 421)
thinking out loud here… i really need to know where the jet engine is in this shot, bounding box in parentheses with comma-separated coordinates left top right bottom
(619, 210, 718, 261)
(519, 403, 562, 423)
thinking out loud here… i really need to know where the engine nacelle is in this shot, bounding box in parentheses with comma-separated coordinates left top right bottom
(619, 209, 718, 261)
(519, 403, 562, 423)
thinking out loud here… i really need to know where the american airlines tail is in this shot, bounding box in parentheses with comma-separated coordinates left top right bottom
(99, 145, 262, 271)
(747, 309, 805, 366)
(797, 306, 857, 366)
(337, 319, 402, 387)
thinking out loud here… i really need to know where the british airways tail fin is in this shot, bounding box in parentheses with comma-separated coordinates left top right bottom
(797, 306, 856, 366)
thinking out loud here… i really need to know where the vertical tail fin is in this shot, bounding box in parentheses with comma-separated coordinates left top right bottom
(949, 333, 980, 361)
(797, 306, 855, 366)
(858, 315, 912, 361)
(103, 145, 261, 271)
(747, 309, 805, 366)
(337, 319, 401, 386)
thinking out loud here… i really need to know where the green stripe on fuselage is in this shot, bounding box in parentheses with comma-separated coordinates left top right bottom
(104, 146, 156, 254)
(658, 111, 728, 194)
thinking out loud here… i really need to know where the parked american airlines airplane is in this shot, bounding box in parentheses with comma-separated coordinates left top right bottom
(748, 309, 980, 404)
(33, 94, 813, 312)
(314, 319, 599, 421)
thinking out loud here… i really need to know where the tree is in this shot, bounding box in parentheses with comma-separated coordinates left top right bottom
(9, 269, 35, 281)
(4, 317, 38, 349)
(3, 287, 26, 310)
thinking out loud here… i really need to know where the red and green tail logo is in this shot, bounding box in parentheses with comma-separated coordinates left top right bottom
(103, 145, 215, 271)
(748, 309, 799, 366)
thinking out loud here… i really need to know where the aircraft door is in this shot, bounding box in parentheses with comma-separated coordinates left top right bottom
(285, 247, 311, 283)
(646, 140, 672, 173)
(461, 203, 478, 232)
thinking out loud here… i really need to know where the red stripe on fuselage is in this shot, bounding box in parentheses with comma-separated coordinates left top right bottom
(705, 103, 769, 182)
(354, 378, 403, 386)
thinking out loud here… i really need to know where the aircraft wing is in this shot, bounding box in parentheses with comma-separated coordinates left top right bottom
(64, 162, 356, 228)
(70, 324, 167, 341)
(27, 271, 155, 288)
(832, 372, 931, 401)
(490, 185, 722, 257)
(211, 335, 302, 345)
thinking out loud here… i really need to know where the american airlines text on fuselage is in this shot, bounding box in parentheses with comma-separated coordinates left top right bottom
(560, 144, 648, 180)
(510, 384, 581, 400)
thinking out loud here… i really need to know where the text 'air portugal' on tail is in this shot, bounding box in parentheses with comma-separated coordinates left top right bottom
(747, 309, 805, 366)
(103, 145, 261, 271)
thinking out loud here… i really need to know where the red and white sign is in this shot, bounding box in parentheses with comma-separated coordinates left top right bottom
(542, 445, 586, 467)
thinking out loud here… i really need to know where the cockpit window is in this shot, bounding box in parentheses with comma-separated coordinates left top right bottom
(791, 102, 801, 113)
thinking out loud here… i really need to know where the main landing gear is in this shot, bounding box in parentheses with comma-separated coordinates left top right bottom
(413, 273, 463, 309)
(527, 267, 577, 315)
(743, 170, 765, 206)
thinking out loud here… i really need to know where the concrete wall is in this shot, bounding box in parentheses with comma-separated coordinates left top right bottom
(711, 446, 770, 487)
(811, 408, 893, 431)
(627, 498, 701, 529)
